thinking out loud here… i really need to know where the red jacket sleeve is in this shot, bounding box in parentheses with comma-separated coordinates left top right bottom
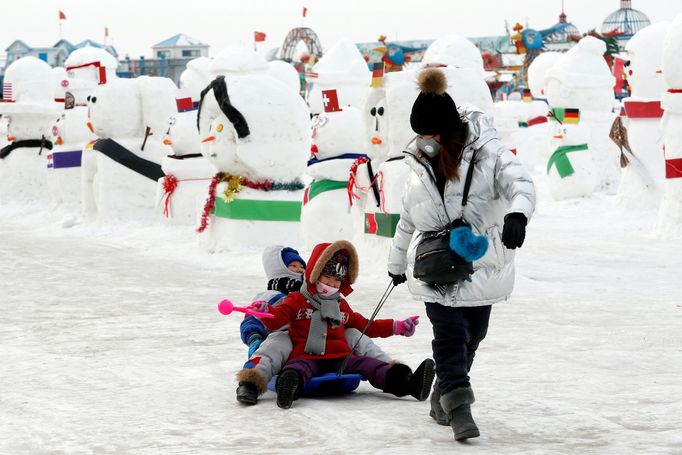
(342, 300, 394, 338)
(261, 293, 300, 331)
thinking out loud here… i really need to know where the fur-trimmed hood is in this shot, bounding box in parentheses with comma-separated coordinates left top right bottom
(305, 240, 359, 296)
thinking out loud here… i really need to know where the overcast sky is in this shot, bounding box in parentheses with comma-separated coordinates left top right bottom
(1, 0, 679, 59)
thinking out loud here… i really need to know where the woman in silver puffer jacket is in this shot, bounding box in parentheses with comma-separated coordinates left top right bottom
(388, 68, 536, 441)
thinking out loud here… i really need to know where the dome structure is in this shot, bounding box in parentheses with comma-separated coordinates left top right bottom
(601, 0, 651, 39)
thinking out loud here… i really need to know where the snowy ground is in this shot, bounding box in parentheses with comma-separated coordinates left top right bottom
(2, 176, 682, 455)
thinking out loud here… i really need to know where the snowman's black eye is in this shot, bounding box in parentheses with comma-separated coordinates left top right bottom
(377, 107, 384, 116)
(87, 96, 91, 102)
(370, 107, 376, 116)
(91, 97, 97, 103)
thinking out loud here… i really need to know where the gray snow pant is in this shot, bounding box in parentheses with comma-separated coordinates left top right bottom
(247, 328, 391, 383)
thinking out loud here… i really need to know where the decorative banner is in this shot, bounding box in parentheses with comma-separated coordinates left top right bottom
(48, 150, 82, 169)
(665, 158, 682, 179)
(303, 179, 348, 205)
(365, 212, 400, 237)
(547, 144, 588, 178)
(322, 89, 342, 112)
(623, 100, 663, 118)
(214, 198, 302, 222)
(371, 62, 385, 88)
(549, 107, 580, 124)
(522, 89, 532, 103)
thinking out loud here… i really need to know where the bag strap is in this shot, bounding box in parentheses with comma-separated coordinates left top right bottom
(461, 148, 478, 208)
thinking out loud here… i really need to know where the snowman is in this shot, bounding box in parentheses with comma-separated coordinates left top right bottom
(657, 13, 682, 236)
(47, 47, 117, 211)
(300, 89, 366, 248)
(82, 74, 177, 219)
(616, 22, 671, 209)
(0, 56, 61, 202)
(307, 39, 371, 115)
(195, 46, 310, 251)
(544, 37, 619, 196)
(156, 88, 217, 225)
(351, 38, 494, 261)
(492, 97, 549, 171)
(267, 60, 302, 95)
(179, 56, 212, 99)
(517, 52, 564, 171)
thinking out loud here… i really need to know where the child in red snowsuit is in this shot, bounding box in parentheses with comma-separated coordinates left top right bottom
(258, 240, 435, 409)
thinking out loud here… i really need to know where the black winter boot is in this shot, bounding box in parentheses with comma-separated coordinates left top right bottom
(429, 379, 450, 425)
(409, 359, 436, 401)
(440, 386, 479, 441)
(276, 369, 301, 409)
(383, 363, 413, 397)
(236, 381, 258, 405)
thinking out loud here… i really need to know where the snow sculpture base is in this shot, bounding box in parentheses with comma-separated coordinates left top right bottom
(198, 185, 304, 252)
(157, 156, 217, 226)
(0, 146, 49, 203)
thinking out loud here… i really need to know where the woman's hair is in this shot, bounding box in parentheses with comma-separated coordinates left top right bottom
(437, 122, 468, 181)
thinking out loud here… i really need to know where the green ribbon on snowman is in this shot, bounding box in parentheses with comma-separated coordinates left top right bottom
(547, 144, 588, 178)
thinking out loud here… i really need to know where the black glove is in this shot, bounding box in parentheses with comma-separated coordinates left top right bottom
(389, 272, 407, 286)
(268, 277, 303, 293)
(501, 213, 527, 249)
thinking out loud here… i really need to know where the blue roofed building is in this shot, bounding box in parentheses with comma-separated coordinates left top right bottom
(117, 33, 209, 85)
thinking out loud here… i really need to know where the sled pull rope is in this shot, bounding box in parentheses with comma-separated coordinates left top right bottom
(338, 280, 395, 374)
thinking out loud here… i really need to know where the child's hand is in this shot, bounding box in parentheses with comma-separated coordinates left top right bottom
(248, 300, 269, 313)
(393, 315, 419, 337)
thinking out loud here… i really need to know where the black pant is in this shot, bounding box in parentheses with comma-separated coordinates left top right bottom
(425, 303, 492, 395)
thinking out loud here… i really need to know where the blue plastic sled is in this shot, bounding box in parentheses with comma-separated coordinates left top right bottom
(267, 372, 364, 396)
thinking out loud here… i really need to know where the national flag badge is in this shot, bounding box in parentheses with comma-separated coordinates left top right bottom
(322, 89, 342, 113)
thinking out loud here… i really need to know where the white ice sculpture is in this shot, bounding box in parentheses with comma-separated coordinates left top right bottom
(544, 37, 619, 194)
(0, 56, 61, 202)
(307, 39, 371, 115)
(82, 74, 176, 219)
(301, 95, 366, 248)
(657, 13, 682, 236)
(47, 47, 118, 211)
(617, 22, 671, 210)
(195, 46, 310, 251)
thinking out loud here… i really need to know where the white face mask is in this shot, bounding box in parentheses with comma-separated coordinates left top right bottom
(416, 136, 441, 158)
(315, 281, 340, 297)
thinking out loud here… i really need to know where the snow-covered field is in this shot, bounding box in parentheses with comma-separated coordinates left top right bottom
(2, 175, 682, 455)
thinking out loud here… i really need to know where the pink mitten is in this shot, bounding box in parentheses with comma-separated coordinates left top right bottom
(393, 315, 420, 337)
(248, 300, 269, 313)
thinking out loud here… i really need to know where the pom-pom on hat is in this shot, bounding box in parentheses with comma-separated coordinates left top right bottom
(410, 67, 462, 136)
(281, 247, 306, 268)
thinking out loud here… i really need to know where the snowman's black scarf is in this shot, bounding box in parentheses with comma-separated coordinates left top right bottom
(197, 76, 250, 139)
(0, 139, 53, 160)
(92, 138, 164, 181)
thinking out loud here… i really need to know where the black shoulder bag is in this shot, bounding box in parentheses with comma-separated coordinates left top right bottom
(413, 149, 477, 285)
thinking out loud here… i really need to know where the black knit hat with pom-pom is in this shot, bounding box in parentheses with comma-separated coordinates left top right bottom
(410, 67, 462, 136)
